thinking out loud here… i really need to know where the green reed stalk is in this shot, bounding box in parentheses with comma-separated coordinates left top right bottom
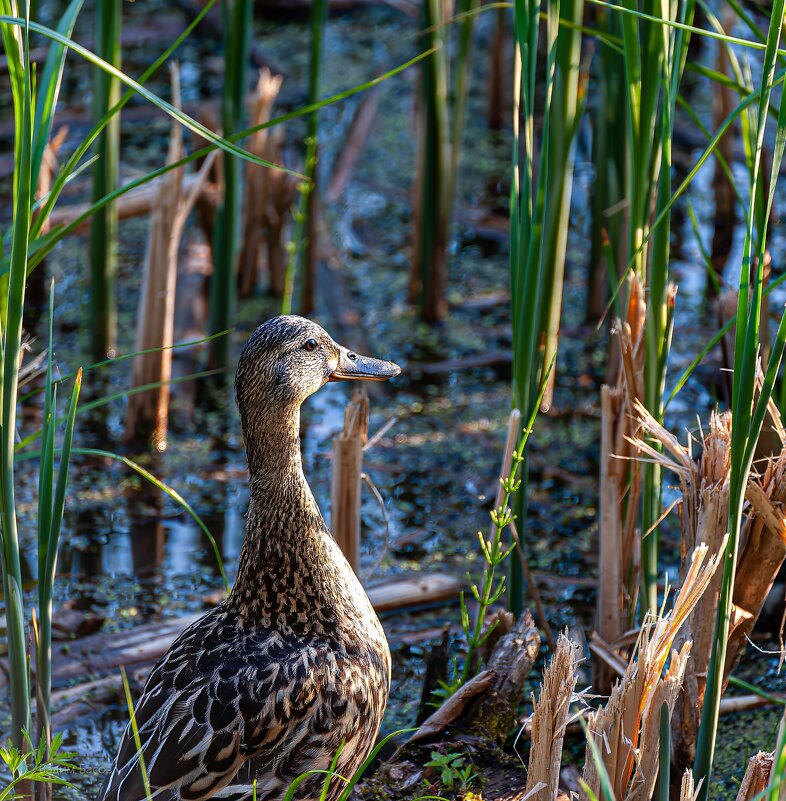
(694, 3, 786, 796)
(587, 9, 626, 323)
(450, 0, 480, 183)
(209, 0, 251, 372)
(614, 0, 694, 615)
(411, 0, 480, 324)
(283, 0, 327, 316)
(300, 0, 327, 314)
(509, 0, 583, 615)
(0, 0, 33, 749)
(414, 0, 451, 323)
(89, 0, 120, 360)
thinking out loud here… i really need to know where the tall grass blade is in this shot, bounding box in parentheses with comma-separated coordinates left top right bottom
(0, 0, 33, 748)
(27, 0, 219, 245)
(300, 0, 328, 314)
(36, 357, 81, 758)
(30, 0, 83, 189)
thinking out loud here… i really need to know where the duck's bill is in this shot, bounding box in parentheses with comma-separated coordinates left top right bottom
(329, 347, 402, 382)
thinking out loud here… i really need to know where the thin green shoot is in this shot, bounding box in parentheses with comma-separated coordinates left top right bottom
(15, 368, 224, 452)
(578, 714, 616, 801)
(728, 675, 786, 706)
(17, 330, 229, 404)
(36, 279, 82, 753)
(437, 358, 553, 697)
(72, 447, 229, 590)
(319, 741, 344, 801)
(120, 666, 153, 801)
(695, 1, 786, 793)
(336, 728, 415, 801)
(764, 708, 786, 801)
(657, 703, 669, 801)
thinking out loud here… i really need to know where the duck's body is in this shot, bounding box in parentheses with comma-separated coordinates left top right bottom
(98, 317, 399, 801)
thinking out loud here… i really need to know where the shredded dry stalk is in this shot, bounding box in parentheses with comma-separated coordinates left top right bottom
(525, 633, 581, 801)
(628, 396, 786, 770)
(581, 542, 723, 801)
(596, 274, 645, 692)
(680, 769, 696, 801)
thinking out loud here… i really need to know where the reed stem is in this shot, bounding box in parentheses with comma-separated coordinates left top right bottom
(89, 0, 120, 360)
(209, 0, 251, 372)
(509, 0, 583, 615)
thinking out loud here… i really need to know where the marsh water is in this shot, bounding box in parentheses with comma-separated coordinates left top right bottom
(1, 2, 785, 797)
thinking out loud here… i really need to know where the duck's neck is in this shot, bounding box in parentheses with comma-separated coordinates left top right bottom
(243, 403, 305, 490)
(229, 403, 335, 620)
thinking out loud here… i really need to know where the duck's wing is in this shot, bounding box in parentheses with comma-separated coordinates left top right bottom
(96, 609, 347, 801)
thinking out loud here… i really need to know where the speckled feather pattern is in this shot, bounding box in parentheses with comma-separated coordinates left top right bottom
(98, 317, 392, 801)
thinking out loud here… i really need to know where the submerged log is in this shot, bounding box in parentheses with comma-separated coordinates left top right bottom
(357, 611, 540, 801)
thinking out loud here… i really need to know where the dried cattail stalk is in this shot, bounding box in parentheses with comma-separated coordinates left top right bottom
(581, 543, 723, 801)
(595, 274, 645, 691)
(239, 69, 284, 298)
(331, 389, 370, 572)
(526, 633, 581, 801)
(735, 752, 773, 801)
(124, 65, 215, 449)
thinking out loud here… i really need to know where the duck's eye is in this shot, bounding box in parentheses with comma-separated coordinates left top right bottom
(303, 338, 318, 352)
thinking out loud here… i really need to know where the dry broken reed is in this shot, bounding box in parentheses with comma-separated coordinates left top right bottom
(525, 633, 581, 801)
(239, 69, 289, 299)
(735, 752, 773, 801)
(680, 769, 696, 801)
(331, 388, 369, 573)
(123, 65, 216, 449)
(580, 542, 724, 801)
(596, 274, 645, 690)
(629, 396, 786, 771)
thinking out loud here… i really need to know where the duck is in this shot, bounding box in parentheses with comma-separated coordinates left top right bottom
(98, 315, 401, 801)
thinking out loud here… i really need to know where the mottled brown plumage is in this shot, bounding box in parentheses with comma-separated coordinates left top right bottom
(98, 316, 400, 801)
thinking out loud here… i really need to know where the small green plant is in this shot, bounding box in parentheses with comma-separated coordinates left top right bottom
(422, 751, 478, 795)
(436, 365, 552, 700)
(0, 731, 76, 801)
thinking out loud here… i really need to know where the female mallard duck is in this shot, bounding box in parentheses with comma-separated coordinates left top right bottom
(98, 316, 400, 801)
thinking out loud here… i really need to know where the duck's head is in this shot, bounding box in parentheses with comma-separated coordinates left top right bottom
(236, 315, 401, 415)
